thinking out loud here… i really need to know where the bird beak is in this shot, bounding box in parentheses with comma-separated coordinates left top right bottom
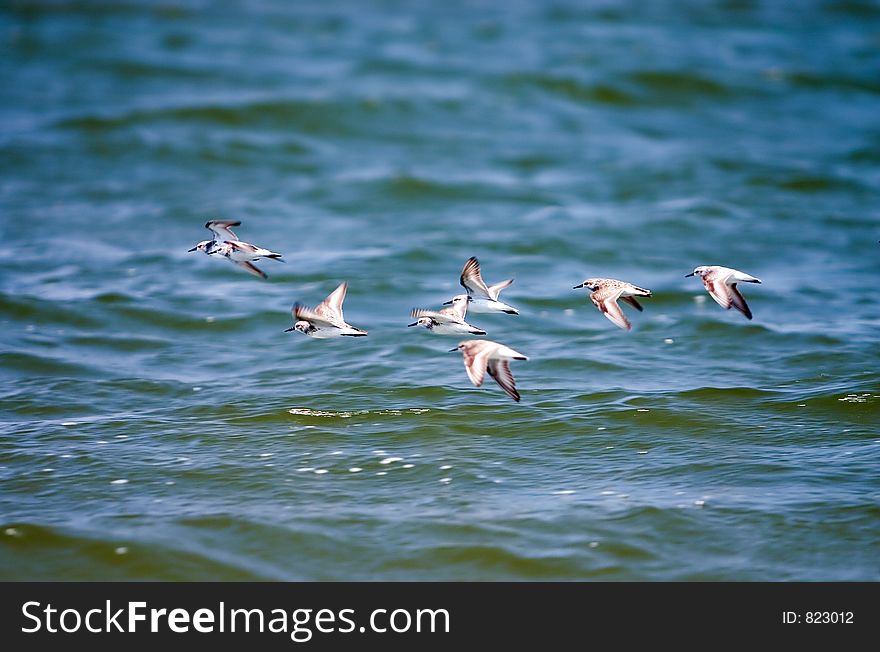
(442, 300, 453, 305)
(572, 283, 584, 289)
(684, 272, 695, 277)
(284, 327, 295, 332)
(407, 322, 418, 327)
(187, 246, 198, 252)
(448, 347, 459, 353)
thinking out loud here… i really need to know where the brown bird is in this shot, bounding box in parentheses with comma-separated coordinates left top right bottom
(685, 265, 762, 320)
(573, 278, 652, 331)
(449, 340, 528, 402)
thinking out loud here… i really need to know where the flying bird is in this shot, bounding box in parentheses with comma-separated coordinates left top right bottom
(453, 256, 519, 314)
(449, 339, 528, 402)
(573, 278, 652, 331)
(408, 295, 487, 335)
(686, 265, 762, 320)
(189, 220, 282, 279)
(285, 282, 368, 338)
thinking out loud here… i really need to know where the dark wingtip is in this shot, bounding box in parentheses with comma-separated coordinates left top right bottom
(504, 309, 519, 315)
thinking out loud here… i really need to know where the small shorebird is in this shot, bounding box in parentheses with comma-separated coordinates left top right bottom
(686, 265, 762, 320)
(285, 282, 368, 338)
(408, 295, 487, 336)
(452, 256, 519, 314)
(189, 220, 283, 279)
(449, 340, 528, 402)
(573, 278, 652, 331)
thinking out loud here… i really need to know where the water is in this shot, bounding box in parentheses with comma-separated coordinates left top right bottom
(1, 0, 878, 581)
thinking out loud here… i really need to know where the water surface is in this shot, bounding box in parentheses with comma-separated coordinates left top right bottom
(1, 0, 878, 580)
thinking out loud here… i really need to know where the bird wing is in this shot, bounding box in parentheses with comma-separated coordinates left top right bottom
(444, 300, 468, 321)
(487, 278, 514, 299)
(600, 297, 632, 331)
(462, 347, 490, 387)
(621, 296, 644, 312)
(590, 288, 631, 331)
(232, 260, 267, 279)
(729, 284, 753, 319)
(459, 257, 492, 299)
(293, 303, 340, 329)
(731, 269, 762, 284)
(315, 282, 348, 325)
(487, 359, 520, 402)
(226, 240, 259, 254)
(411, 308, 457, 324)
(703, 277, 734, 310)
(206, 220, 241, 242)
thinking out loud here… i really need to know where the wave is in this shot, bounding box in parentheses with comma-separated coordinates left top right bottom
(503, 69, 742, 108)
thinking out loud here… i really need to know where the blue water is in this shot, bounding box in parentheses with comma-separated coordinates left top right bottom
(1, 0, 878, 580)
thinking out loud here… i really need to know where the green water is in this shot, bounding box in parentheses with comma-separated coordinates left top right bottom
(1, 0, 878, 580)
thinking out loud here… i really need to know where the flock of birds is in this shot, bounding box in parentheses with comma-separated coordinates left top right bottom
(189, 220, 764, 402)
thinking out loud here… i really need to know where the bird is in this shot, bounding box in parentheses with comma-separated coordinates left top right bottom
(573, 278, 652, 331)
(188, 220, 282, 279)
(449, 340, 528, 402)
(285, 282, 368, 338)
(452, 256, 519, 314)
(408, 295, 487, 335)
(686, 265, 762, 319)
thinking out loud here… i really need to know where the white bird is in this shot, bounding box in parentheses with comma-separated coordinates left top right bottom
(449, 339, 528, 402)
(453, 256, 519, 314)
(408, 295, 487, 335)
(573, 278, 652, 331)
(189, 220, 283, 279)
(686, 265, 762, 320)
(285, 282, 368, 338)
